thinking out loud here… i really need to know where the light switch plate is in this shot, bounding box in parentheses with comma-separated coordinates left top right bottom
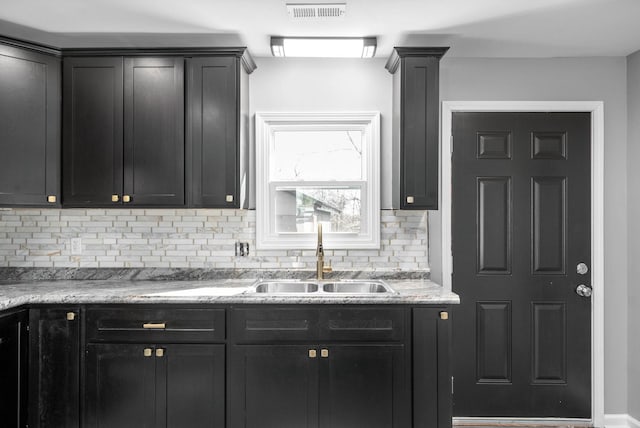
(71, 238, 82, 255)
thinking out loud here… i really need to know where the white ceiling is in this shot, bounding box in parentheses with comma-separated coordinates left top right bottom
(1, 0, 640, 58)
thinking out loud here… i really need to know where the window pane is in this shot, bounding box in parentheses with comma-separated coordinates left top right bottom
(274, 186, 362, 233)
(272, 130, 364, 181)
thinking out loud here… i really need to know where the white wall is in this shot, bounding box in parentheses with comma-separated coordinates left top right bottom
(249, 57, 394, 208)
(626, 50, 640, 421)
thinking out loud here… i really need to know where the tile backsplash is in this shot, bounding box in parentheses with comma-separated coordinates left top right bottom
(0, 209, 428, 271)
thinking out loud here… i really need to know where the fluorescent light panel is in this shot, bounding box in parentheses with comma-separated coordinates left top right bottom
(271, 37, 376, 58)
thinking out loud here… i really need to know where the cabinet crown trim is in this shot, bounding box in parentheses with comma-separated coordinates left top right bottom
(0, 35, 62, 57)
(385, 46, 449, 73)
(62, 47, 256, 73)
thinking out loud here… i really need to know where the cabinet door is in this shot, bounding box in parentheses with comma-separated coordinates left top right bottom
(319, 345, 408, 428)
(401, 56, 440, 209)
(29, 308, 80, 428)
(228, 345, 319, 428)
(124, 57, 184, 206)
(0, 44, 60, 206)
(85, 343, 156, 428)
(413, 307, 451, 428)
(161, 344, 225, 428)
(63, 57, 124, 206)
(187, 56, 238, 207)
(0, 311, 28, 428)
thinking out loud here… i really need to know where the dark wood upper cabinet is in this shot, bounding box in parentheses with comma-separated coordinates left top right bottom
(63, 57, 124, 206)
(186, 55, 250, 208)
(0, 41, 60, 207)
(387, 47, 448, 210)
(64, 56, 184, 207)
(124, 57, 184, 206)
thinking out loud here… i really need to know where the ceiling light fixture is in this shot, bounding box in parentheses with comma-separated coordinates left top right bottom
(270, 37, 377, 58)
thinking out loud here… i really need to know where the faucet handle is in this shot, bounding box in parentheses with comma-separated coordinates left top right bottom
(323, 260, 332, 274)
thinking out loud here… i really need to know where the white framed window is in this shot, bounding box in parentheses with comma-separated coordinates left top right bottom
(256, 112, 380, 249)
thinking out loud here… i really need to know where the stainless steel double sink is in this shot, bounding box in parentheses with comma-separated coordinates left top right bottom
(246, 279, 397, 295)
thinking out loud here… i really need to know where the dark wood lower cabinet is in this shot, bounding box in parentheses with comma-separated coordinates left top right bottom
(85, 344, 156, 428)
(164, 345, 225, 428)
(228, 345, 319, 428)
(29, 307, 80, 428)
(413, 308, 452, 428)
(85, 343, 225, 428)
(229, 344, 408, 428)
(320, 345, 408, 428)
(4, 304, 450, 428)
(0, 310, 28, 428)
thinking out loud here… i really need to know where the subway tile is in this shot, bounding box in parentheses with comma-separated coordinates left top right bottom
(0, 210, 429, 270)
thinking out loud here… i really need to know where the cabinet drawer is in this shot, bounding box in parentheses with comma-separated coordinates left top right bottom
(230, 308, 319, 342)
(86, 308, 225, 343)
(322, 308, 405, 342)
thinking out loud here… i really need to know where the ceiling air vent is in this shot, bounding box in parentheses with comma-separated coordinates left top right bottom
(286, 3, 346, 20)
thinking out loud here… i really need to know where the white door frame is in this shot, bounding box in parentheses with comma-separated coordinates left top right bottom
(441, 101, 605, 427)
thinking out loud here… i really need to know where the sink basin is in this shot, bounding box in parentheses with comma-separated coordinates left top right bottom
(322, 281, 394, 294)
(247, 279, 396, 295)
(252, 281, 319, 293)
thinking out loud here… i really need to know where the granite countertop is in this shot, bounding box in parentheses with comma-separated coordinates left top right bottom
(0, 279, 459, 311)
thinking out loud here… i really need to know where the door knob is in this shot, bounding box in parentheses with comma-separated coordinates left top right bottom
(576, 284, 592, 298)
(576, 263, 589, 275)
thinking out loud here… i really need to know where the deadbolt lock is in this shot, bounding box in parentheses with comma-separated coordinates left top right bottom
(321, 349, 329, 358)
(440, 311, 449, 320)
(577, 262, 589, 275)
(66, 312, 76, 321)
(47, 195, 57, 203)
(406, 196, 414, 204)
(156, 348, 164, 358)
(122, 195, 131, 203)
(111, 194, 119, 202)
(309, 349, 317, 358)
(143, 348, 153, 357)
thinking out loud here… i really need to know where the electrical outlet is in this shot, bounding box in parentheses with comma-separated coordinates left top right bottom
(235, 242, 250, 257)
(71, 238, 82, 255)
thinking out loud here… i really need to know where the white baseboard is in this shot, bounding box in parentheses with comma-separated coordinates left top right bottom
(604, 414, 640, 428)
(453, 417, 591, 426)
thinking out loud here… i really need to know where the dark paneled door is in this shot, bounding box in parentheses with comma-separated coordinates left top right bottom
(452, 112, 591, 417)
(124, 57, 184, 206)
